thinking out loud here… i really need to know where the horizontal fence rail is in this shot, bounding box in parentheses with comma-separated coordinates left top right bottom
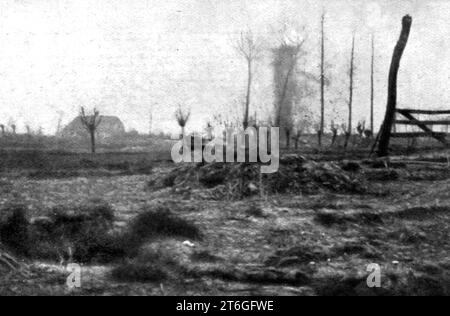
(393, 108, 450, 145)
(395, 120, 450, 125)
(396, 109, 450, 115)
(391, 132, 447, 138)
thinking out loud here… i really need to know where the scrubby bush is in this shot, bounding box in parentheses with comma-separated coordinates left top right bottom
(2, 201, 202, 266)
(0, 204, 30, 257)
(29, 199, 120, 263)
(124, 206, 202, 254)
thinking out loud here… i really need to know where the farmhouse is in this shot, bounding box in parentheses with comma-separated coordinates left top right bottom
(60, 115, 126, 140)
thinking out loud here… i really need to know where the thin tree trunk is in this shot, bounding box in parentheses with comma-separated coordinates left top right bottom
(344, 133, 350, 148)
(331, 132, 337, 146)
(285, 129, 290, 149)
(90, 130, 96, 154)
(378, 15, 412, 157)
(370, 34, 375, 134)
(348, 35, 355, 142)
(244, 59, 252, 129)
(319, 12, 325, 147)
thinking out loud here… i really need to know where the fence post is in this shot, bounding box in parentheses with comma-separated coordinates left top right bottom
(377, 15, 412, 157)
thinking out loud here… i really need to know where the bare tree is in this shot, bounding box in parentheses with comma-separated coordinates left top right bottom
(80, 107, 102, 154)
(370, 34, 375, 135)
(345, 34, 356, 148)
(319, 12, 326, 147)
(8, 119, 16, 135)
(175, 105, 190, 138)
(25, 124, 32, 137)
(235, 30, 263, 129)
(377, 16, 413, 157)
(356, 120, 366, 138)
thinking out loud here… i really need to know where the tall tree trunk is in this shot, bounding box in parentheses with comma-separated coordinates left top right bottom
(378, 15, 412, 157)
(243, 59, 252, 130)
(370, 34, 375, 134)
(348, 35, 355, 142)
(319, 12, 325, 147)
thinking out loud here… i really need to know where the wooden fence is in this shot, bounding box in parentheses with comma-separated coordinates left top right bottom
(392, 108, 450, 145)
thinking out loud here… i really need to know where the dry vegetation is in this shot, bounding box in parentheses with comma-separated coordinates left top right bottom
(0, 148, 449, 296)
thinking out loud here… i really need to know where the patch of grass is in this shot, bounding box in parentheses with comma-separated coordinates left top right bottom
(111, 261, 168, 283)
(313, 275, 392, 296)
(387, 226, 427, 244)
(414, 262, 444, 276)
(314, 211, 383, 227)
(244, 203, 266, 218)
(394, 206, 450, 220)
(190, 250, 221, 263)
(198, 164, 227, 188)
(314, 212, 346, 226)
(266, 245, 331, 267)
(331, 241, 383, 260)
(126, 206, 202, 246)
(186, 266, 311, 286)
(110, 243, 182, 283)
(0, 204, 30, 257)
(365, 169, 399, 181)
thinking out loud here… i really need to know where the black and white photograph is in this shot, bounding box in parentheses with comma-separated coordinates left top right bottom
(0, 0, 449, 298)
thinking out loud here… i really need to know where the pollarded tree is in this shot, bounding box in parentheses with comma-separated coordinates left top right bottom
(80, 107, 102, 154)
(175, 105, 190, 138)
(8, 119, 16, 135)
(235, 30, 263, 130)
(330, 120, 339, 147)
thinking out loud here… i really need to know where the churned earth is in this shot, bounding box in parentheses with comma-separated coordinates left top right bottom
(0, 155, 449, 296)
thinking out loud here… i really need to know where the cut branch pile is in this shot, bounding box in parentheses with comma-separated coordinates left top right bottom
(148, 154, 367, 199)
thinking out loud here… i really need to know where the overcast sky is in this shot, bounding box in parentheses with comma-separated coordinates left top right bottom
(0, 0, 449, 134)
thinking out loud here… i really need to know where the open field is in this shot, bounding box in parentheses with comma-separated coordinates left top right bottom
(0, 148, 449, 296)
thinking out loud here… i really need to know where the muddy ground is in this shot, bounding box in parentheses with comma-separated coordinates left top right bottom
(0, 152, 449, 296)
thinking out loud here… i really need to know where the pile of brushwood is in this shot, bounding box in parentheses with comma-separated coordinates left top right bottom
(149, 154, 367, 199)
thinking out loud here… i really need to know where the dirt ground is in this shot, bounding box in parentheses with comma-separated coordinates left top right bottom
(0, 152, 449, 296)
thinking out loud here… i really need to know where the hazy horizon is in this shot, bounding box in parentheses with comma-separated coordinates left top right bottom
(0, 0, 449, 135)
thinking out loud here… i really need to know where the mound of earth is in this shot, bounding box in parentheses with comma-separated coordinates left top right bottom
(148, 154, 367, 199)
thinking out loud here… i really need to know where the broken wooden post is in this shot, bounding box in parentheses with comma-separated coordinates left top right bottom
(377, 15, 412, 157)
